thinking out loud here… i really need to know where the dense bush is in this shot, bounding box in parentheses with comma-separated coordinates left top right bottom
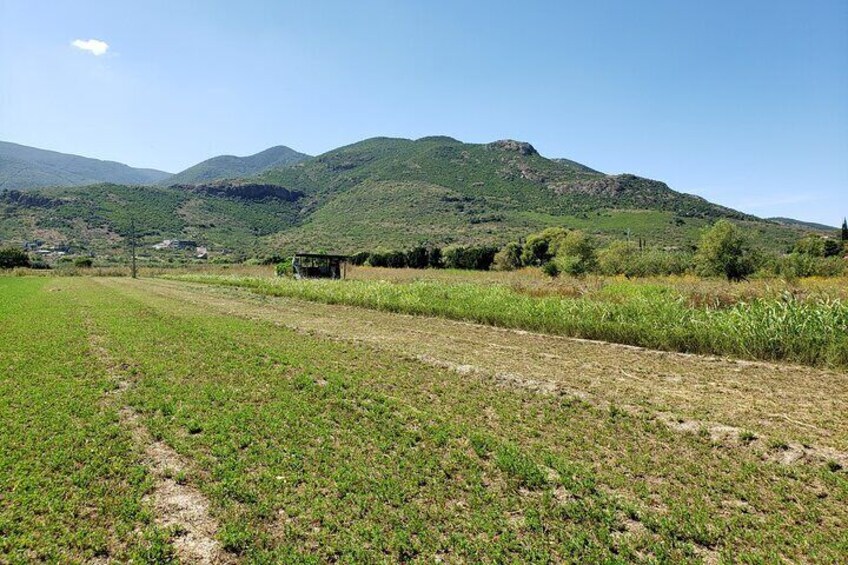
(769, 253, 847, 279)
(443, 245, 498, 270)
(349, 251, 370, 266)
(427, 247, 443, 268)
(405, 246, 429, 269)
(520, 227, 568, 266)
(275, 258, 294, 277)
(598, 242, 691, 277)
(695, 220, 756, 281)
(367, 250, 407, 268)
(74, 257, 94, 268)
(794, 235, 842, 258)
(0, 247, 30, 269)
(492, 242, 523, 271)
(346, 223, 844, 279)
(550, 230, 597, 275)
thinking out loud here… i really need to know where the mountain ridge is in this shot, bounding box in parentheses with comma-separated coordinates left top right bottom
(0, 141, 171, 190)
(161, 145, 310, 186)
(0, 136, 832, 258)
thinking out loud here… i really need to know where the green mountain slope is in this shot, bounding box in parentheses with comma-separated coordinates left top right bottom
(0, 182, 302, 256)
(0, 136, 827, 258)
(261, 136, 750, 218)
(0, 141, 171, 190)
(161, 145, 310, 185)
(259, 136, 775, 251)
(767, 217, 839, 232)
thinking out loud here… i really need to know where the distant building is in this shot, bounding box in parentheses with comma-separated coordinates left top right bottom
(152, 239, 198, 250)
(291, 253, 348, 279)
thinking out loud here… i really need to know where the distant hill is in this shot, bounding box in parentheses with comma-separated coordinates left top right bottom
(768, 217, 838, 232)
(257, 136, 767, 251)
(0, 141, 170, 190)
(162, 146, 310, 185)
(0, 136, 828, 258)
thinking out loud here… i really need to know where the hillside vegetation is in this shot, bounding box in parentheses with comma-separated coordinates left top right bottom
(0, 136, 832, 257)
(0, 141, 170, 190)
(161, 145, 310, 185)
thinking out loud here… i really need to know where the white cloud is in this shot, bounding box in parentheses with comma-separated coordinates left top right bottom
(71, 39, 109, 56)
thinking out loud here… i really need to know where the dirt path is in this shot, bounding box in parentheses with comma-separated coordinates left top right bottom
(85, 313, 233, 564)
(113, 278, 847, 462)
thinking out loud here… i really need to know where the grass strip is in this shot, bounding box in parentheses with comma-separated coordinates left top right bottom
(166, 274, 848, 368)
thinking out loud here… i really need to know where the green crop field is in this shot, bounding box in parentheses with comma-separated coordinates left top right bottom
(168, 273, 848, 369)
(2, 275, 847, 563)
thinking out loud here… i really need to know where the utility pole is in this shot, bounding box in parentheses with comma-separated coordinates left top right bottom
(130, 218, 137, 279)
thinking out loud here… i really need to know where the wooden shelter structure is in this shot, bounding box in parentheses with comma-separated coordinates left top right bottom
(292, 253, 348, 279)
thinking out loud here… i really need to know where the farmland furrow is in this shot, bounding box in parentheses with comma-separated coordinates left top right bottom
(134, 278, 848, 460)
(80, 309, 233, 565)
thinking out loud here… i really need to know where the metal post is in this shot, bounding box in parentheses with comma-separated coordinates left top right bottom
(130, 218, 137, 279)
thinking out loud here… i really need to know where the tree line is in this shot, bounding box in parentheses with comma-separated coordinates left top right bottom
(344, 220, 848, 281)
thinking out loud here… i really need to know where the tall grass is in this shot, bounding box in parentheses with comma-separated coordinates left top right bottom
(166, 274, 848, 368)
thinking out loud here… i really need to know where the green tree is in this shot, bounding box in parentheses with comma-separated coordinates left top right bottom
(405, 246, 429, 269)
(492, 242, 523, 271)
(0, 247, 30, 269)
(443, 245, 498, 270)
(695, 220, 755, 281)
(551, 230, 597, 276)
(823, 238, 841, 258)
(520, 227, 568, 266)
(842, 218, 847, 242)
(794, 235, 841, 258)
(597, 240, 638, 276)
(427, 247, 443, 268)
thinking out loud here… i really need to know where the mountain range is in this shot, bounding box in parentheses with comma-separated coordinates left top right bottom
(0, 137, 835, 258)
(0, 141, 171, 190)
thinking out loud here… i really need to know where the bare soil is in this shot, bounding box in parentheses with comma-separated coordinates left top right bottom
(84, 309, 233, 564)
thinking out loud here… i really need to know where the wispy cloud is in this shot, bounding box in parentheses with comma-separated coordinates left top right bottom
(71, 39, 109, 56)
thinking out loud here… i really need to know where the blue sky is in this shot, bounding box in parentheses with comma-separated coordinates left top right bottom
(1, 1, 846, 225)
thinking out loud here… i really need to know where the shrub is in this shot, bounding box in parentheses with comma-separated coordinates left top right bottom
(598, 242, 691, 277)
(365, 251, 389, 268)
(405, 246, 429, 269)
(443, 245, 498, 270)
(774, 253, 846, 278)
(695, 220, 755, 281)
(550, 230, 596, 275)
(349, 251, 371, 266)
(541, 261, 560, 277)
(597, 240, 637, 276)
(258, 254, 286, 265)
(275, 258, 294, 277)
(29, 260, 51, 270)
(0, 247, 30, 269)
(521, 227, 568, 266)
(385, 250, 407, 268)
(74, 257, 94, 268)
(823, 238, 842, 258)
(427, 247, 443, 268)
(492, 242, 523, 271)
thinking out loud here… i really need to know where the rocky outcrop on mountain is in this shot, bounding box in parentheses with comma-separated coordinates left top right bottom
(0, 189, 61, 208)
(487, 140, 538, 156)
(176, 182, 303, 202)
